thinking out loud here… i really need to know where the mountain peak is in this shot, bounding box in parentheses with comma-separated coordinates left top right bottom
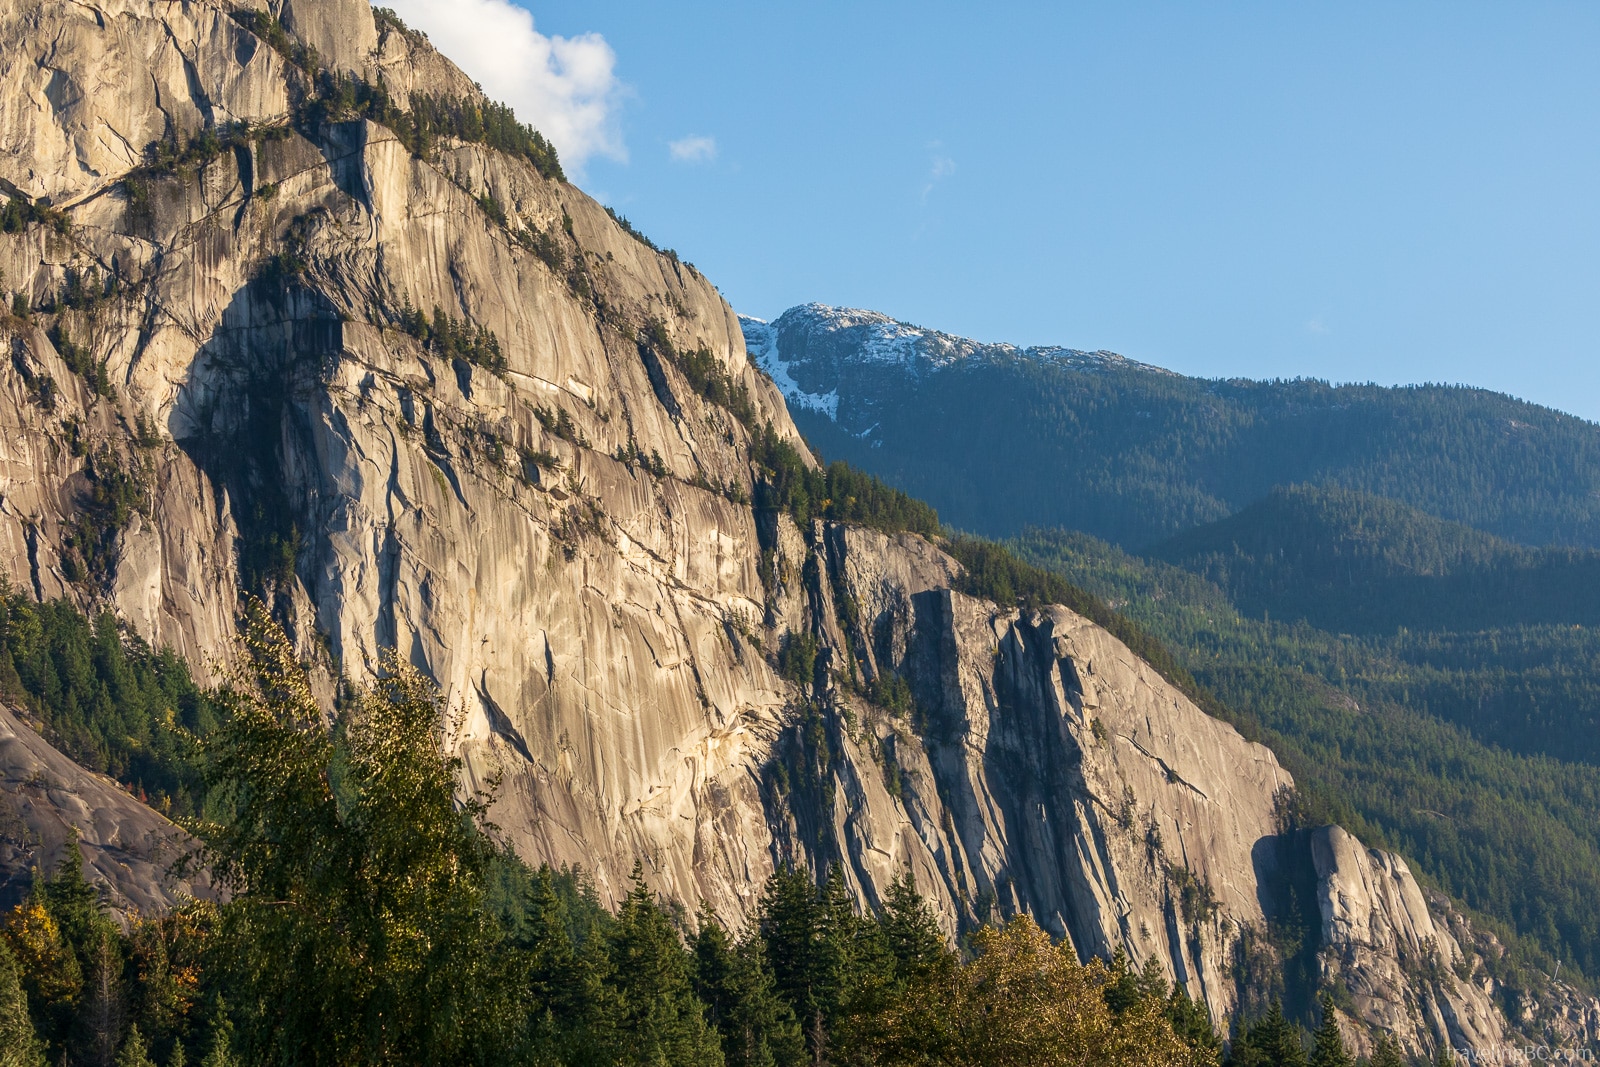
(740, 303, 1162, 427)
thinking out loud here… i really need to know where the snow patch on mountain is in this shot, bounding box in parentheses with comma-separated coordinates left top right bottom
(739, 303, 1176, 429)
(740, 316, 840, 419)
(797, 305, 924, 366)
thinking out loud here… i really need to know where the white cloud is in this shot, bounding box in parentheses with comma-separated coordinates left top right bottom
(383, 0, 624, 173)
(668, 135, 717, 164)
(920, 148, 956, 204)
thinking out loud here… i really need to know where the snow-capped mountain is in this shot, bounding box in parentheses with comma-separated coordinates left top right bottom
(740, 303, 1161, 436)
(740, 302, 1600, 550)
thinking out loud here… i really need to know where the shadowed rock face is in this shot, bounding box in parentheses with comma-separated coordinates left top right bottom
(0, 0, 1587, 1053)
(0, 703, 214, 919)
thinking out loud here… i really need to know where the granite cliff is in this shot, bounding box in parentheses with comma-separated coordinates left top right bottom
(0, 0, 1585, 1056)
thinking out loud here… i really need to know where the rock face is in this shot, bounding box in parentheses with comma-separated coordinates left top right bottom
(753, 523, 1292, 1023)
(1312, 825, 1600, 1058)
(0, 703, 214, 918)
(1312, 825, 1505, 1059)
(0, 0, 1574, 1053)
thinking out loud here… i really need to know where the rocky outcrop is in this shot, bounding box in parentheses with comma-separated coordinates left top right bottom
(1312, 825, 1505, 1058)
(0, 0, 1572, 1053)
(1313, 825, 1600, 1059)
(0, 0, 288, 205)
(0, 702, 214, 918)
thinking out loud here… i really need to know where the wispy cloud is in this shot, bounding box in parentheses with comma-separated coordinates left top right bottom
(383, 0, 625, 173)
(1307, 317, 1330, 334)
(921, 142, 956, 203)
(668, 135, 717, 164)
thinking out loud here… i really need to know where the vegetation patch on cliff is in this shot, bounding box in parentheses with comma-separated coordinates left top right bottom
(59, 450, 148, 588)
(397, 302, 507, 375)
(231, 9, 564, 180)
(46, 324, 113, 401)
(640, 319, 758, 429)
(749, 424, 940, 539)
(0, 195, 69, 236)
(0, 584, 218, 817)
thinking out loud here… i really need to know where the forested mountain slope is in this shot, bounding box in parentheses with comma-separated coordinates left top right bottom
(743, 305, 1600, 549)
(1016, 527, 1600, 992)
(1150, 484, 1600, 635)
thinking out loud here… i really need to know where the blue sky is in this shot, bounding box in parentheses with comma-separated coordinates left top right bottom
(395, 1, 1600, 420)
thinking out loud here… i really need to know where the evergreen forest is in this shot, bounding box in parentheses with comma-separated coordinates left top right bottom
(1013, 527, 1600, 989)
(792, 357, 1600, 549)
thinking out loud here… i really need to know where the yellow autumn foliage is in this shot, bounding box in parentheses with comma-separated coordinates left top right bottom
(1, 901, 80, 1007)
(870, 914, 1216, 1067)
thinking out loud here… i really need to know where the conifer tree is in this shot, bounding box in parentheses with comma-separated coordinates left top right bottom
(0, 940, 47, 1067)
(198, 1003, 237, 1067)
(1106, 950, 1177, 1014)
(518, 864, 619, 1059)
(1105, 949, 1147, 1015)
(115, 1024, 156, 1067)
(79, 928, 127, 1067)
(128, 917, 193, 1051)
(823, 864, 900, 1058)
(607, 866, 722, 1067)
(1230, 1002, 1306, 1067)
(690, 914, 738, 1053)
(199, 1033, 235, 1067)
(1368, 1033, 1406, 1067)
(817, 864, 864, 1010)
(38, 837, 105, 962)
(1167, 984, 1222, 1059)
(24, 835, 122, 1063)
(1145, 956, 1175, 994)
(878, 869, 949, 981)
(690, 908, 804, 1067)
(1308, 996, 1353, 1067)
(757, 865, 827, 1053)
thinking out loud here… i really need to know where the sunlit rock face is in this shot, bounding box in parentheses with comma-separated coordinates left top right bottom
(0, 1, 1585, 1054)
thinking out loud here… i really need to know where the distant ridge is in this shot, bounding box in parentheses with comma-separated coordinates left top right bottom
(741, 303, 1161, 420)
(743, 303, 1600, 549)
(1149, 483, 1600, 634)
